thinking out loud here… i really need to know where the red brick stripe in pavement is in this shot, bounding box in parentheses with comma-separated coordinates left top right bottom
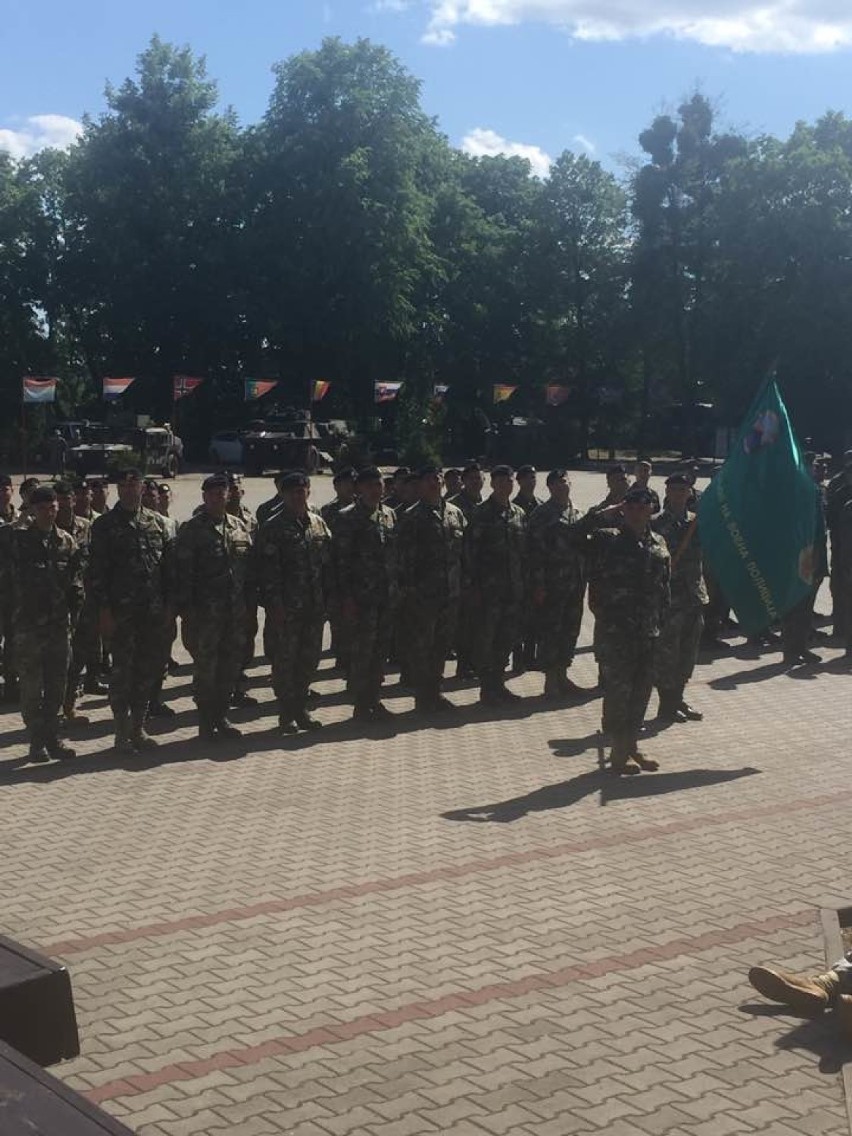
(44, 787, 852, 958)
(85, 906, 815, 1105)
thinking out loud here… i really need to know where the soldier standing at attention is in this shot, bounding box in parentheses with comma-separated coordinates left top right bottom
(0, 474, 19, 703)
(632, 460, 662, 515)
(88, 478, 110, 516)
(464, 465, 527, 705)
(258, 471, 330, 734)
(396, 466, 466, 713)
(512, 465, 543, 517)
(1, 486, 83, 761)
(333, 467, 398, 722)
(175, 473, 253, 740)
(320, 467, 357, 529)
(224, 471, 260, 707)
(54, 481, 97, 724)
(511, 464, 542, 672)
(88, 468, 174, 754)
(528, 470, 588, 699)
(256, 472, 288, 528)
(652, 473, 707, 722)
(448, 461, 484, 678)
(443, 468, 463, 500)
(320, 467, 357, 674)
(587, 486, 670, 775)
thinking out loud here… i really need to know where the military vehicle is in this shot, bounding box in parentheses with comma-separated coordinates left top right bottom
(64, 421, 183, 479)
(241, 410, 332, 476)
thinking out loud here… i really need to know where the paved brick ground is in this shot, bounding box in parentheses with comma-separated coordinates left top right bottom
(1, 469, 851, 1135)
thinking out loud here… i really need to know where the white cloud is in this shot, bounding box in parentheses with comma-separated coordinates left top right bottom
(369, 0, 411, 11)
(0, 114, 82, 160)
(422, 0, 852, 53)
(572, 133, 596, 153)
(460, 126, 553, 176)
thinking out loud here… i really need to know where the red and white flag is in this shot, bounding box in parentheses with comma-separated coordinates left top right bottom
(22, 376, 58, 404)
(375, 381, 403, 404)
(103, 376, 135, 400)
(173, 375, 204, 401)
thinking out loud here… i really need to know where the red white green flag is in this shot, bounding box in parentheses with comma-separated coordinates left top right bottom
(244, 379, 278, 401)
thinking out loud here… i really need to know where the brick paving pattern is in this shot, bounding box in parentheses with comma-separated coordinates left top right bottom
(1, 470, 850, 1135)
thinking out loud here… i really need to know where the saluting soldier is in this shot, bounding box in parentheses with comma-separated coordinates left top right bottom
(528, 470, 588, 699)
(464, 464, 527, 705)
(652, 473, 707, 722)
(1, 486, 83, 761)
(258, 471, 331, 734)
(333, 466, 398, 722)
(175, 473, 254, 740)
(88, 468, 175, 754)
(396, 466, 466, 713)
(587, 487, 670, 775)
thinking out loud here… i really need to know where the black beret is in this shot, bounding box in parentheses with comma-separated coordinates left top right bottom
(665, 473, 691, 486)
(20, 477, 41, 492)
(516, 464, 536, 476)
(624, 487, 654, 505)
(202, 473, 230, 491)
(546, 468, 568, 486)
(608, 464, 627, 476)
(417, 464, 441, 478)
(462, 461, 481, 475)
(491, 464, 514, 477)
(30, 486, 57, 505)
(0, 474, 13, 488)
(356, 466, 383, 483)
(115, 468, 142, 484)
(53, 480, 74, 496)
(280, 470, 309, 488)
(332, 466, 356, 485)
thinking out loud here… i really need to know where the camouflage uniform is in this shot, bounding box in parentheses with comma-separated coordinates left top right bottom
(512, 491, 542, 518)
(88, 504, 174, 741)
(332, 500, 398, 713)
(826, 471, 852, 639)
(447, 490, 482, 674)
(57, 513, 97, 710)
(227, 501, 259, 688)
(396, 499, 466, 708)
(527, 499, 587, 682)
(175, 511, 254, 728)
(651, 509, 707, 710)
(0, 503, 19, 698)
(587, 525, 670, 756)
(464, 496, 527, 696)
(256, 493, 282, 528)
(320, 497, 353, 671)
(258, 507, 330, 720)
(511, 491, 542, 669)
(1, 524, 83, 748)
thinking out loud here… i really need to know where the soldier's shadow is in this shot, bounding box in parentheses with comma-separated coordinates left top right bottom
(709, 660, 789, 689)
(441, 766, 760, 822)
(739, 1002, 852, 1074)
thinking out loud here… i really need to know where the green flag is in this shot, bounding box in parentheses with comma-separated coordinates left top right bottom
(698, 379, 821, 635)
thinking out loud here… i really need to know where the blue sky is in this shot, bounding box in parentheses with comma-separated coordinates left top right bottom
(3, 0, 852, 174)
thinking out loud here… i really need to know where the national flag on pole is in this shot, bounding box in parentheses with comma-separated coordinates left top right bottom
(493, 384, 517, 405)
(22, 377, 58, 404)
(375, 381, 403, 404)
(698, 378, 823, 635)
(103, 376, 135, 400)
(173, 375, 204, 401)
(244, 379, 278, 401)
(311, 380, 330, 402)
(545, 384, 571, 407)
(432, 383, 449, 402)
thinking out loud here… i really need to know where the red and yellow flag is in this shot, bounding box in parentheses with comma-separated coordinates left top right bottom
(493, 384, 517, 405)
(311, 380, 331, 402)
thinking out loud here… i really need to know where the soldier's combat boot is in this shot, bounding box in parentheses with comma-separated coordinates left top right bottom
(278, 702, 299, 734)
(748, 965, 835, 1016)
(197, 706, 217, 741)
(657, 691, 686, 724)
(113, 709, 135, 755)
(543, 669, 564, 699)
(294, 708, 321, 731)
(27, 732, 49, 763)
(130, 710, 159, 752)
(678, 699, 703, 721)
(216, 714, 243, 739)
(610, 734, 641, 776)
(62, 697, 90, 726)
(629, 740, 659, 772)
(45, 735, 77, 761)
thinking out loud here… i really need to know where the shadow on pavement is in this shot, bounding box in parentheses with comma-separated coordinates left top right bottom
(441, 766, 760, 823)
(740, 1001, 852, 1073)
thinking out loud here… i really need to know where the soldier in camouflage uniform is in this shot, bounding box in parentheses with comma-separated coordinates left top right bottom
(223, 471, 261, 707)
(88, 468, 175, 753)
(333, 467, 398, 721)
(53, 481, 99, 724)
(0, 473, 18, 703)
(175, 473, 254, 740)
(320, 468, 357, 673)
(652, 474, 708, 722)
(258, 471, 331, 733)
(396, 466, 466, 713)
(88, 478, 110, 517)
(511, 464, 542, 672)
(528, 470, 588, 699)
(448, 461, 484, 678)
(1, 486, 83, 761)
(256, 472, 288, 528)
(587, 487, 670, 775)
(464, 465, 527, 705)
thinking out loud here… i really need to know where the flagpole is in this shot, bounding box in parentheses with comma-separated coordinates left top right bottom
(21, 401, 27, 477)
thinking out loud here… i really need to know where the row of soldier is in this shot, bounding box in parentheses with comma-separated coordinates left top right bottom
(0, 460, 710, 774)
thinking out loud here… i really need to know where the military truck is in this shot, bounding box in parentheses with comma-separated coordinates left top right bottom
(241, 410, 331, 476)
(65, 421, 183, 479)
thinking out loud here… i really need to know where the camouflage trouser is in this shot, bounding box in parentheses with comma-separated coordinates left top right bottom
(14, 623, 70, 742)
(402, 596, 458, 699)
(703, 567, 730, 637)
(108, 607, 171, 714)
(595, 624, 656, 740)
(241, 601, 259, 682)
(781, 587, 818, 657)
(474, 597, 521, 690)
(183, 609, 248, 710)
(654, 605, 704, 697)
(67, 595, 100, 698)
(269, 611, 324, 711)
(1, 602, 16, 690)
(347, 603, 394, 709)
(535, 589, 584, 670)
(327, 598, 351, 671)
(455, 589, 476, 671)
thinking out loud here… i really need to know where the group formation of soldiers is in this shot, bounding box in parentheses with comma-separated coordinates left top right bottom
(0, 457, 713, 776)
